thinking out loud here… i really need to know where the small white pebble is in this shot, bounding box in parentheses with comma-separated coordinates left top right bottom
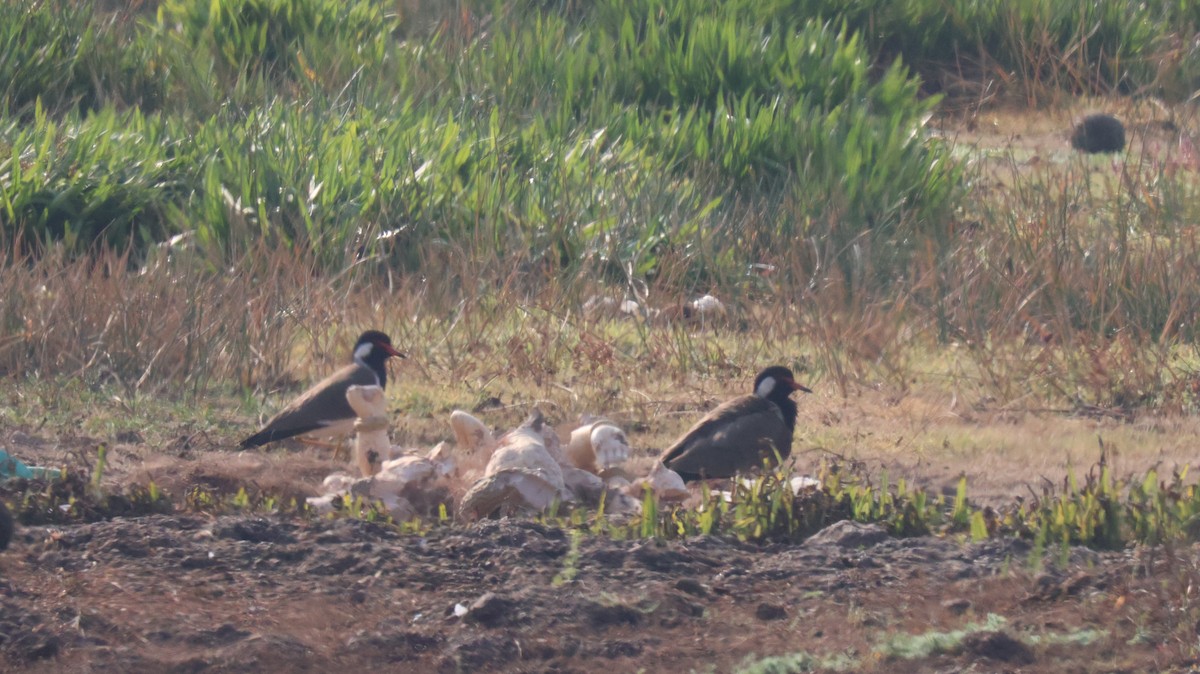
(691, 294, 724, 314)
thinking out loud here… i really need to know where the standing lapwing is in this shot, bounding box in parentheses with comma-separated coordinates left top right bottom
(660, 366, 811, 481)
(241, 330, 405, 448)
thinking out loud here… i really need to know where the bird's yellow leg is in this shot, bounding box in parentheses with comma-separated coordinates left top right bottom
(297, 435, 351, 462)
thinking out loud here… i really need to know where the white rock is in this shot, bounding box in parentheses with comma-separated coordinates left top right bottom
(581, 295, 659, 321)
(565, 421, 631, 474)
(790, 476, 821, 494)
(590, 423, 631, 470)
(321, 472, 357, 495)
(450, 410, 495, 452)
(346, 385, 390, 477)
(305, 494, 339, 514)
(690, 294, 725, 315)
(541, 421, 570, 467)
(566, 422, 599, 471)
(460, 410, 571, 518)
(602, 489, 644, 515)
(727, 475, 820, 497)
(378, 455, 437, 485)
(562, 466, 606, 503)
(629, 461, 690, 502)
(480, 413, 563, 483)
(376, 493, 418, 521)
(427, 441, 456, 476)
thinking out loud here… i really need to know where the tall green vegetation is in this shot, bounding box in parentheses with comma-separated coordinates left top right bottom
(1, 0, 959, 290)
(4, 0, 1196, 280)
(0, 1, 165, 117)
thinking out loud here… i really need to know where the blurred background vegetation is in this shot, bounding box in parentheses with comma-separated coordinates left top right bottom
(0, 0, 1199, 416)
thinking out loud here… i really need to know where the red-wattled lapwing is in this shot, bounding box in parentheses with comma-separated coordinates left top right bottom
(241, 330, 405, 449)
(660, 365, 812, 482)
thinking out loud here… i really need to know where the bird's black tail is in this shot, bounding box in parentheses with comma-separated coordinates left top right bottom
(239, 432, 270, 449)
(240, 423, 320, 449)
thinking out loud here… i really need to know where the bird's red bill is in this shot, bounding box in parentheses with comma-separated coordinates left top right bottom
(788, 379, 813, 393)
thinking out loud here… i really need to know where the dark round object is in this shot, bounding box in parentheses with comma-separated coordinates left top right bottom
(1071, 114, 1126, 154)
(0, 501, 13, 551)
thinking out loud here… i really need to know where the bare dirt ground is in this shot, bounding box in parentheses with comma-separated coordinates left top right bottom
(3, 392, 1200, 673)
(2, 508, 1196, 674)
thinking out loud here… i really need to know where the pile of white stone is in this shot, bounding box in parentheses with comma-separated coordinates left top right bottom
(306, 385, 689, 521)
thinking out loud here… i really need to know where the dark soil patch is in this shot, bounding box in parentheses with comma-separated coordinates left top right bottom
(0, 512, 1193, 673)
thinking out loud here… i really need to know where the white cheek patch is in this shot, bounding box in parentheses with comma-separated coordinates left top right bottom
(354, 342, 373, 364)
(755, 376, 776, 398)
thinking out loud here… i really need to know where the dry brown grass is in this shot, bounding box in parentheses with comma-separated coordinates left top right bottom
(3, 104, 1200, 503)
(0, 244, 318, 396)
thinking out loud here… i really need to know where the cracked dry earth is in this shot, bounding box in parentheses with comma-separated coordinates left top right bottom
(2, 514, 1197, 673)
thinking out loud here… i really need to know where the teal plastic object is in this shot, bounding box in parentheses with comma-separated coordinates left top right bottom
(0, 450, 62, 481)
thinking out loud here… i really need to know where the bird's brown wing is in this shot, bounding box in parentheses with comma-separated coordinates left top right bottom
(659, 395, 791, 479)
(241, 364, 379, 447)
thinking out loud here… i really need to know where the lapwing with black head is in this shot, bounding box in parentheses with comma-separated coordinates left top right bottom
(660, 365, 812, 482)
(241, 330, 405, 449)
